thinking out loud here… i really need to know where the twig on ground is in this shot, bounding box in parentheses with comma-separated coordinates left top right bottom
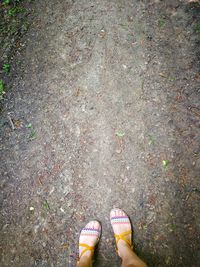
(8, 115, 15, 130)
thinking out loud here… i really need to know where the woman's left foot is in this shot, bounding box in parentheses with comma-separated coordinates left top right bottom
(78, 221, 101, 263)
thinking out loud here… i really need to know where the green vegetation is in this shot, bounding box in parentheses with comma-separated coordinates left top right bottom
(3, 0, 24, 4)
(148, 135, 155, 145)
(28, 129, 36, 140)
(158, 17, 166, 28)
(195, 23, 200, 33)
(43, 200, 50, 210)
(8, 7, 18, 17)
(0, 0, 34, 103)
(162, 160, 169, 168)
(0, 80, 6, 100)
(8, 7, 24, 17)
(26, 123, 32, 128)
(3, 0, 11, 4)
(3, 63, 10, 74)
(116, 131, 125, 138)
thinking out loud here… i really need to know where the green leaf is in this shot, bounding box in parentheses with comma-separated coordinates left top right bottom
(26, 123, 32, 128)
(116, 131, 125, 138)
(162, 160, 169, 168)
(43, 200, 50, 210)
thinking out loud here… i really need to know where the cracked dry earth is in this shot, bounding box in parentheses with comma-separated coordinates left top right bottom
(0, 0, 200, 267)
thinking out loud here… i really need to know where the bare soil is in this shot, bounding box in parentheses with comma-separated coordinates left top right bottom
(0, 1, 200, 266)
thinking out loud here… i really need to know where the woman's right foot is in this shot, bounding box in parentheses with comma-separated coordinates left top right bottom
(110, 208, 133, 258)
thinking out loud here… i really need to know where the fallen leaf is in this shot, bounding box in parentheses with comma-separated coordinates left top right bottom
(14, 119, 22, 128)
(116, 131, 125, 138)
(26, 123, 32, 128)
(162, 160, 169, 167)
(159, 72, 167, 78)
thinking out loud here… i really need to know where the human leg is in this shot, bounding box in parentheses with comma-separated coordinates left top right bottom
(77, 221, 101, 267)
(110, 209, 147, 267)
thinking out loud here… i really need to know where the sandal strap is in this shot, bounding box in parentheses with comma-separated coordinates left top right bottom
(114, 230, 133, 253)
(78, 243, 94, 260)
(111, 216, 130, 224)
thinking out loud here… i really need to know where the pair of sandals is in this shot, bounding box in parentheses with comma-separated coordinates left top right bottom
(78, 208, 133, 263)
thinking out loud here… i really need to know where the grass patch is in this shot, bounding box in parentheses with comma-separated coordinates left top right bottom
(8, 6, 24, 17)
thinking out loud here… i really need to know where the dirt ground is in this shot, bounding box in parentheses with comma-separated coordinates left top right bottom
(0, 0, 200, 266)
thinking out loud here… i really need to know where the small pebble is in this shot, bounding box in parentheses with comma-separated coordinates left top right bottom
(60, 207, 65, 213)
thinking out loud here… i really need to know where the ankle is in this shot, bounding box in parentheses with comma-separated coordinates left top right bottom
(78, 255, 92, 266)
(117, 241, 133, 259)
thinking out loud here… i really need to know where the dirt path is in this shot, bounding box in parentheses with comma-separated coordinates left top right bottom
(1, 1, 200, 266)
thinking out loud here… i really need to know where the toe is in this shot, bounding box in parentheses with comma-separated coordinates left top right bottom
(111, 208, 120, 219)
(121, 210, 125, 216)
(116, 209, 120, 216)
(91, 221, 95, 229)
(110, 208, 130, 224)
(93, 221, 100, 230)
(110, 209, 116, 219)
(85, 221, 93, 229)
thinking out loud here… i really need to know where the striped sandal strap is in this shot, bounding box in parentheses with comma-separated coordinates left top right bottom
(81, 227, 101, 238)
(111, 215, 130, 224)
